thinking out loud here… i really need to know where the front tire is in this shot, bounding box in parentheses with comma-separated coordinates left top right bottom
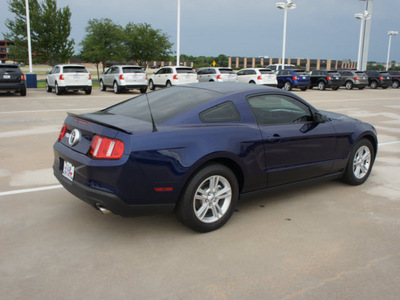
(100, 80, 106, 91)
(165, 81, 172, 88)
(149, 80, 155, 90)
(176, 164, 239, 232)
(332, 86, 339, 91)
(342, 139, 375, 186)
(55, 82, 62, 95)
(370, 81, 378, 89)
(46, 81, 52, 93)
(283, 81, 292, 91)
(392, 80, 399, 89)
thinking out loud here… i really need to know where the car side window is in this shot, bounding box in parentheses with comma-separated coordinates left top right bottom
(247, 94, 313, 125)
(198, 69, 205, 75)
(50, 67, 57, 74)
(199, 101, 241, 123)
(110, 67, 119, 74)
(237, 70, 245, 76)
(155, 68, 164, 75)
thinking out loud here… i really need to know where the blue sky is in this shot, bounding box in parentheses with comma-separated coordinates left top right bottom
(1, 0, 399, 62)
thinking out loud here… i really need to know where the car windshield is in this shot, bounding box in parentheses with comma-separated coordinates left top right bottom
(63, 66, 88, 73)
(259, 69, 273, 74)
(219, 69, 235, 74)
(0, 65, 19, 73)
(122, 67, 144, 73)
(103, 87, 221, 124)
(176, 68, 196, 74)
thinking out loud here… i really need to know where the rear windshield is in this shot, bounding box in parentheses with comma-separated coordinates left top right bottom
(355, 72, 366, 75)
(63, 66, 88, 73)
(103, 86, 220, 124)
(0, 65, 20, 73)
(219, 68, 235, 74)
(259, 69, 273, 74)
(294, 71, 307, 75)
(328, 71, 340, 75)
(176, 68, 196, 74)
(122, 67, 144, 73)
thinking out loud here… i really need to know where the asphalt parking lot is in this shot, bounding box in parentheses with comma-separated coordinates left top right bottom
(1, 87, 399, 299)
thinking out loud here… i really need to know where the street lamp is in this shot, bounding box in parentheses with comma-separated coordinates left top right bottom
(176, 0, 181, 66)
(356, 0, 373, 71)
(386, 31, 398, 71)
(355, 10, 370, 71)
(276, 0, 296, 70)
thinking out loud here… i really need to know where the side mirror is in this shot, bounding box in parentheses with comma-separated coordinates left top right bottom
(314, 112, 327, 123)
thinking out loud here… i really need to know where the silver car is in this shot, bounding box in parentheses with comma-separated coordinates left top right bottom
(197, 67, 237, 82)
(100, 65, 147, 94)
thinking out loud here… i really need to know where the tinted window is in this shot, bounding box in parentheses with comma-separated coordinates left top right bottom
(219, 68, 235, 74)
(0, 65, 20, 73)
(294, 71, 307, 75)
(259, 69, 272, 74)
(199, 102, 240, 123)
(176, 68, 195, 74)
(104, 87, 221, 124)
(237, 70, 245, 76)
(63, 66, 88, 73)
(122, 67, 144, 73)
(248, 94, 312, 125)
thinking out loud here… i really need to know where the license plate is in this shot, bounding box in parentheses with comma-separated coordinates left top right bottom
(302, 76, 306, 79)
(3, 75, 10, 79)
(62, 161, 74, 181)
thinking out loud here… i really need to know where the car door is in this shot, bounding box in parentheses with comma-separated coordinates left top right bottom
(247, 93, 337, 187)
(48, 66, 59, 87)
(103, 67, 113, 86)
(153, 68, 165, 85)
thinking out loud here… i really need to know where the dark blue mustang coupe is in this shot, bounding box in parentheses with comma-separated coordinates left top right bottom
(53, 83, 377, 232)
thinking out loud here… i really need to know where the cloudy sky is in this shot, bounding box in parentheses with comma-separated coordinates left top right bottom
(1, 0, 399, 63)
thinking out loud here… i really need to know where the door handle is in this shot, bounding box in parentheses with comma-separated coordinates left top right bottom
(267, 134, 281, 142)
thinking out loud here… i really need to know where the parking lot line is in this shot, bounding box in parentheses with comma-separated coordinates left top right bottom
(0, 185, 62, 197)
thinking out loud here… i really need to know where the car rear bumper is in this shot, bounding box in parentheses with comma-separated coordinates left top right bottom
(120, 84, 148, 89)
(0, 82, 25, 91)
(54, 167, 175, 217)
(60, 85, 92, 91)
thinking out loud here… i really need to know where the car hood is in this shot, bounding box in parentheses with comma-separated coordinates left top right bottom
(319, 110, 360, 122)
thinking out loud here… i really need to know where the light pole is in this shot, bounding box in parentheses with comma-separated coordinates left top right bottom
(276, 0, 296, 70)
(386, 31, 398, 71)
(176, 0, 181, 66)
(357, 0, 373, 71)
(355, 11, 370, 71)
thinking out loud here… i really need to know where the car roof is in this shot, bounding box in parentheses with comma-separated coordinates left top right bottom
(111, 65, 143, 68)
(0, 64, 20, 67)
(57, 64, 86, 67)
(178, 82, 276, 95)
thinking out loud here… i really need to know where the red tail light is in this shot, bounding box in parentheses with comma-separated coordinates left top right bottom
(293, 76, 298, 81)
(58, 124, 67, 141)
(257, 75, 262, 80)
(327, 76, 332, 81)
(89, 74, 92, 80)
(379, 76, 383, 81)
(21, 74, 25, 80)
(89, 135, 124, 160)
(146, 74, 148, 80)
(119, 74, 124, 80)
(173, 75, 178, 80)
(59, 74, 64, 80)
(217, 75, 222, 80)
(354, 76, 358, 81)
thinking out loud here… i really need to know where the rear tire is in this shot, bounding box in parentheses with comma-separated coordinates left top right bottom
(342, 139, 375, 186)
(176, 164, 239, 232)
(55, 82, 62, 95)
(332, 86, 339, 91)
(85, 87, 92, 95)
(345, 81, 353, 90)
(20, 88, 27, 96)
(113, 81, 120, 94)
(149, 80, 155, 90)
(140, 88, 147, 94)
(317, 81, 326, 90)
(166, 81, 172, 88)
(300, 87, 307, 91)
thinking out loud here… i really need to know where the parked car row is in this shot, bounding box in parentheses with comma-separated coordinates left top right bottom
(1, 63, 399, 97)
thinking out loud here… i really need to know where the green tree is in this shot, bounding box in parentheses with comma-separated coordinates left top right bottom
(79, 18, 124, 79)
(122, 22, 173, 68)
(4, 0, 74, 65)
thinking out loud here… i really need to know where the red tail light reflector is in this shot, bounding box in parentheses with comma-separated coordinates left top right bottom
(379, 76, 383, 81)
(89, 74, 92, 80)
(119, 74, 124, 80)
(257, 75, 262, 80)
(60, 74, 64, 80)
(89, 135, 124, 160)
(293, 76, 298, 81)
(327, 76, 332, 81)
(173, 75, 178, 80)
(354, 76, 359, 81)
(217, 75, 222, 80)
(21, 74, 25, 80)
(58, 124, 67, 141)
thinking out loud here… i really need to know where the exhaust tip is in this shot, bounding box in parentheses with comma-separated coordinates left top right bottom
(96, 203, 111, 215)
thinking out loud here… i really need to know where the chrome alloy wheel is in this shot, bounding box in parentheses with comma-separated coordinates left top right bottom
(193, 175, 232, 223)
(352, 145, 371, 179)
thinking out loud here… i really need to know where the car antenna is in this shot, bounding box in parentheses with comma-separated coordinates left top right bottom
(145, 93, 158, 132)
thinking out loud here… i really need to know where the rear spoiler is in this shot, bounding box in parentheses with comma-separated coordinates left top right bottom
(67, 112, 133, 134)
